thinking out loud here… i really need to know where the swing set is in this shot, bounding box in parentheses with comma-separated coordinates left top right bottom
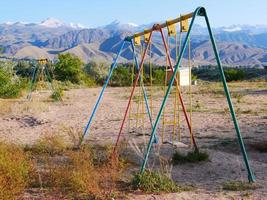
(27, 58, 57, 100)
(79, 7, 255, 183)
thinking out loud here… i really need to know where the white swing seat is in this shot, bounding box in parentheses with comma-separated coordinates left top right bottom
(165, 140, 189, 148)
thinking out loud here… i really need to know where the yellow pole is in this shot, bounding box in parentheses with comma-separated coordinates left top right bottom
(178, 31, 182, 142)
(162, 42, 168, 144)
(128, 51, 135, 130)
(149, 42, 153, 120)
(169, 36, 176, 142)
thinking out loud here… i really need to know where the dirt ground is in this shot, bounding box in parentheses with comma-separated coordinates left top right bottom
(0, 81, 266, 199)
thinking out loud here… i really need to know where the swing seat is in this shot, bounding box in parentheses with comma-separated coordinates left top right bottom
(165, 140, 188, 148)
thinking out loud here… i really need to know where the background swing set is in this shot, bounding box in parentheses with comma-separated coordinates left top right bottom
(27, 58, 56, 100)
(80, 7, 256, 183)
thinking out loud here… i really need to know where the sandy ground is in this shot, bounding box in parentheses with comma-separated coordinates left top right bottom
(0, 81, 266, 199)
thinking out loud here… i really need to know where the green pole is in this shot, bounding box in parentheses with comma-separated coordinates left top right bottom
(44, 63, 55, 91)
(27, 62, 39, 100)
(203, 8, 255, 182)
(140, 7, 202, 173)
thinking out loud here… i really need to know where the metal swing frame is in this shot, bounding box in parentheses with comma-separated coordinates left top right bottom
(27, 59, 55, 100)
(80, 7, 255, 183)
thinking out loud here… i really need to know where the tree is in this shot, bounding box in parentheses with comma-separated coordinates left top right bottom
(84, 61, 109, 84)
(14, 61, 33, 78)
(110, 66, 132, 87)
(0, 65, 23, 98)
(54, 53, 84, 84)
(224, 69, 245, 82)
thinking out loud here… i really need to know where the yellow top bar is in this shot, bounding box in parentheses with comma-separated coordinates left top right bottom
(129, 12, 194, 39)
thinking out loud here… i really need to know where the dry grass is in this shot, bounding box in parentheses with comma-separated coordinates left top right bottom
(25, 135, 126, 199)
(0, 99, 13, 115)
(222, 181, 258, 191)
(0, 143, 32, 200)
(24, 134, 69, 156)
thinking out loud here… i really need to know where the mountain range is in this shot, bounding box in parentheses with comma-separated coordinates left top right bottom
(1, 18, 267, 67)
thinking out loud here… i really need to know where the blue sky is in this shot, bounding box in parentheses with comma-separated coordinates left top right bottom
(0, 0, 266, 27)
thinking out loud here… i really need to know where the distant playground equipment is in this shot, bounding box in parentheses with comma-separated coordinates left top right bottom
(80, 7, 255, 183)
(27, 58, 58, 100)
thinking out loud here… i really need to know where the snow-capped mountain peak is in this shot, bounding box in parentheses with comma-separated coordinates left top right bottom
(126, 22, 139, 27)
(103, 20, 140, 31)
(38, 18, 87, 29)
(223, 26, 242, 32)
(69, 22, 87, 29)
(40, 18, 65, 28)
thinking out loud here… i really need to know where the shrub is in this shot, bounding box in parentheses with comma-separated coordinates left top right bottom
(191, 65, 266, 81)
(80, 72, 96, 87)
(132, 171, 188, 193)
(14, 61, 33, 78)
(0, 143, 31, 199)
(224, 69, 245, 82)
(172, 150, 209, 165)
(223, 181, 258, 191)
(0, 67, 24, 98)
(84, 61, 109, 85)
(110, 66, 132, 87)
(48, 150, 101, 198)
(38, 145, 123, 199)
(54, 53, 84, 84)
(25, 135, 68, 156)
(50, 88, 64, 101)
(153, 69, 165, 85)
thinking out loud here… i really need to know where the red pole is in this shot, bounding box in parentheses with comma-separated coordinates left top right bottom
(159, 27, 198, 150)
(112, 31, 154, 156)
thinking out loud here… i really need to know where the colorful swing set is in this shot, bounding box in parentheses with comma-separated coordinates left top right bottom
(80, 7, 255, 183)
(27, 59, 56, 100)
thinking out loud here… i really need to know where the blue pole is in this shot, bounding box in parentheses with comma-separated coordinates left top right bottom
(79, 40, 126, 146)
(130, 41, 158, 143)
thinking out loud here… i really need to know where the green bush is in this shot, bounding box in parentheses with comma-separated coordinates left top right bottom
(0, 67, 24, 98)
(14, 61, 33, 78)
(0, 143, 31, 199)
(50, 88, 64, 101)
(110, 66, 132, 87)
(132, 171, 185, 193)
(84, 61, 109, 85)
(153, 69, 165, 85)
(224, 69, 245, 82)
(172, 150, 209, 165)
(54, 53, 84, 84)
(191, 65, 264, 82)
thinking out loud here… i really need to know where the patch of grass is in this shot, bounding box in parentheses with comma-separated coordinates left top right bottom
(47, 150, 102, 199)
(223, 181, 258, 191)
(219, 139, 234, 147)
(25, 134, 68, 156)
(50, 88, 64, 101)
(232, 92, 245, 103)
(172, 150, 209, 165)
(60, 126, 83, 148)
(0, 99, 13, 115)
(132, 171, 189, 193)
(0, 143, 32, 199)
(42, 145, 123, 199)
(240, 109, 258, 116)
